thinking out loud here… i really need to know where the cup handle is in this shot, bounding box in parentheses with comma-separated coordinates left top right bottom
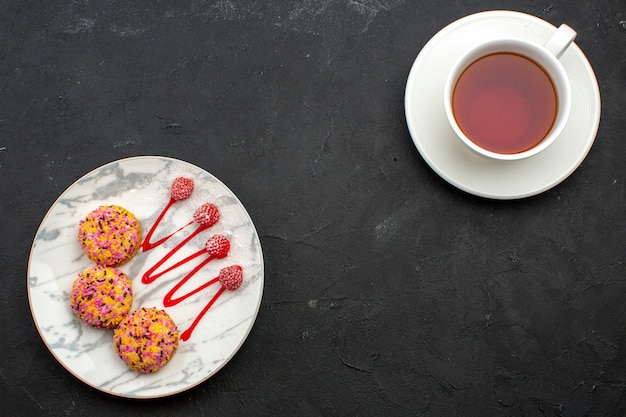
(544, 24, 577, 59)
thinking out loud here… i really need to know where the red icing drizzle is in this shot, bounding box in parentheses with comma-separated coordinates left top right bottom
(141, 177, 196, 252)
(140, 179, 244, 341)
(141, 198, 194, 252)
(142, 225, 209, 284)
(175, 267, 242, 341)
(142, 203, 220, 284)
(180, 287, 226, 341)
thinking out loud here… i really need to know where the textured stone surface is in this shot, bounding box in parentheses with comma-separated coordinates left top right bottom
(1, 0, 625, 416)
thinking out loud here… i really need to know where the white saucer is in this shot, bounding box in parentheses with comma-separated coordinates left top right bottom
(27, 156, 264, 398)
(404, 10, 601, 199)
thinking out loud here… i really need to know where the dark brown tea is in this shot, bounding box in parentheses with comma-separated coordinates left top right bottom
(452, 52, 557, 154)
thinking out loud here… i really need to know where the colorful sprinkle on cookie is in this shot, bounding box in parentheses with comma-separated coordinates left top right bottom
(113, 307, 179, 373)
(70, 265, 133, 329)
(78, 205, 142, 266)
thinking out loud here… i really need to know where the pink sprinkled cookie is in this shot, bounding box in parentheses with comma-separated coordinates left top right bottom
(113, 307, 179, 373)
(78, 205, 142, 267)
(70, 265, 133, 329)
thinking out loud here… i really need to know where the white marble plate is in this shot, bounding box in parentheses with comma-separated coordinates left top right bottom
(27, 156, 264, 398)
(405, 10, 601, 199)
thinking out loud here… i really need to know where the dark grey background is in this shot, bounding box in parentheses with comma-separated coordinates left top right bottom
(1, 1, 625, 416)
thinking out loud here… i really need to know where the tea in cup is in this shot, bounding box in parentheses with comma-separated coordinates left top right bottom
(444, 24, 576, 160)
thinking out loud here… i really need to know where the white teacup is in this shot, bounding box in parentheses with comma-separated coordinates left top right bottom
(444, 24, 576, 160)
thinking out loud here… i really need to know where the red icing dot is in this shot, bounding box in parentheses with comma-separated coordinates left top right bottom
(205, 234, 230, 258)
(219, 265, 243, 290)
(193, 203, 220, 227)
(171, 177, 194, 201)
